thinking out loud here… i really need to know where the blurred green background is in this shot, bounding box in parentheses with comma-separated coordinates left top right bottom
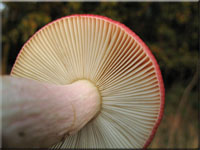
(1, 2, 199, 148)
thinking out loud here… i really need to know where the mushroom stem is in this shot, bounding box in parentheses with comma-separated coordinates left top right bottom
(2, 76, 101, 148)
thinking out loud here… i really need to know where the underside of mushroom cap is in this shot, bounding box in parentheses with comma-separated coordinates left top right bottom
(11, 14, 165, 148)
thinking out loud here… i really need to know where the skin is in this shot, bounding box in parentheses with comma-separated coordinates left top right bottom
(1, 76, 101, 148)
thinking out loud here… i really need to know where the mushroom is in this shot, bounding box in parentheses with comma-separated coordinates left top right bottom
(10, 14, 165, 148)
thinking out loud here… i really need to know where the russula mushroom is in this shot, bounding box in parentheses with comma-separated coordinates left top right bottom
(9, 14, 165, 148)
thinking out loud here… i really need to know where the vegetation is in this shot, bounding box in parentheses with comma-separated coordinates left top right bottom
(1, 2, 198, 148)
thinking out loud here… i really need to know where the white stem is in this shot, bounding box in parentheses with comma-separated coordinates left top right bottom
(2, 76, 101, 148)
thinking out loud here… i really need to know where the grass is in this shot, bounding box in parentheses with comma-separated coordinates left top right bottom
(150, 82, 198, 148)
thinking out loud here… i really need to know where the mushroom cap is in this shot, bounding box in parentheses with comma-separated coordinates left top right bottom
(11, 14, 165, 148)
